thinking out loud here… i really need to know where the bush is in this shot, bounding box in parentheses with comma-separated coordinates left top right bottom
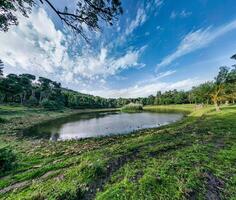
(40, 99, 62, 111)
(121, 103, 143, 112)
(0, 147, 17, 173)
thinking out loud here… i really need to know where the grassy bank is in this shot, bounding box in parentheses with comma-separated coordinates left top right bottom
(0, 104, 236, 199)
(0, 105, 119, 135)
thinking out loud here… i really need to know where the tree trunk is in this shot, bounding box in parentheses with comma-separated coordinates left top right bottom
(31, 89, 35, 97)
(20, 94, 23, 104)
(39, 92, 43, 102)
(214, 101, 220, 112)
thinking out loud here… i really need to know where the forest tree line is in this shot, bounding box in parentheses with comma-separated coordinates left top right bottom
(0, 55, 235, 111)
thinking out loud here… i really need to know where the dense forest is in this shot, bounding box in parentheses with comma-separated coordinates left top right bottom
(0, 55, 235, 111)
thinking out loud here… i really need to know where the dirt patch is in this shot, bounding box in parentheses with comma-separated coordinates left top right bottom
(203, 171, 224, 200)
(0, 170, 61, 195)
(0, 181, 31, 194)
(186, 189, 198, 200)
(129, 171, 144, 182)
(81, 148, 140, 200)
(40, 170, 60, 180)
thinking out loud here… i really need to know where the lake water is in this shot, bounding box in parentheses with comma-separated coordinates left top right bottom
(23, 111, 183, 141)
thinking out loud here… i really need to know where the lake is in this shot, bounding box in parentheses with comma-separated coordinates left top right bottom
(23, 111, 183, 141)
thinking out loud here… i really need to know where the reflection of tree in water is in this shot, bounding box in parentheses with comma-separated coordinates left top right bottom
(50, 132, 60, 141)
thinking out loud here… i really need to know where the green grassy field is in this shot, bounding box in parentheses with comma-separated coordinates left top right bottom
(0, 104, 236, 199)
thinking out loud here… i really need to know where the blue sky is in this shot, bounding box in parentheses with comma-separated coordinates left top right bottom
(1, 0, 236, 97)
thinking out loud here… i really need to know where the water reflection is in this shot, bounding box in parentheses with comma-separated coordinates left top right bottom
(23, 111, 183, 141)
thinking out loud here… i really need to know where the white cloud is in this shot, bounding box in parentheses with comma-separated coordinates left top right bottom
(170, 10, 192, 19)
(125, 8, 147, 36)
(155, 70, 176, 79)
(154, 0, 163, 7)
(0, 8, 69, 75)
(0, 8, 145, 84)
(146, 0, 163, 13)
(83, 78, 203, 98)
(180, 10, 192, 18)
(73, 47, 145, 79)
(157, 19, 236, 68)
(138, 70, 176, 86)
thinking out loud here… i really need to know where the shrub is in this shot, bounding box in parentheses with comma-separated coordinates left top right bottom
(0, 147, 17, 173)
(121, 103, 143, 112)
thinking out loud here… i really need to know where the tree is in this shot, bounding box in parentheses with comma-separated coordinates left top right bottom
(154, 91, 161, 105)
(191, 82, 213, 104)
(0, 0, 123, 41)
(231, 54, 236, 61)
(225, 64, 236, 104)
(174, 91, 188, 104)
(0, 60, 4, 102)
(38, 77, 53, 101)
(18, 74, 36, 104)
(1, 74, 22, 102)
(0, 59, 3, 77)
(0, 0, 34, 32)
(210, 66, 229, 111)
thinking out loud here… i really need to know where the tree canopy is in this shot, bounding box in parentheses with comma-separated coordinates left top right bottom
(0, 0, 122, 41)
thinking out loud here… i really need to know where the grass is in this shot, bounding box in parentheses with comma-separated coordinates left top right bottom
(0, 104, 235, 199)
(144, 104, 196, 114)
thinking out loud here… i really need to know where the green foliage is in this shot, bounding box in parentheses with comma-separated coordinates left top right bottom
(0, 0, 34, 31)
(40, 99, 62, 111)
(0, 147, 16, 173)
(153, 90, 189, 105)
(0, 0, 122, 42)
(190, 82, 214, 104)
(64, 91, 118, 109)
(0, 117, 7, 123)
(27, 96, 38, 106)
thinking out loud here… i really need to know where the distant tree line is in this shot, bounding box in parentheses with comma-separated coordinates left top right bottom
(141, 55, 236, 111)
(0, 55, 235, 111)
(140, 65, 235, 111)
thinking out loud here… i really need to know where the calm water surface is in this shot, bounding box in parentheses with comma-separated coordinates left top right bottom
(23, 111, 183, 141)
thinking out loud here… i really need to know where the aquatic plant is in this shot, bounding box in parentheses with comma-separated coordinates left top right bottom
(121, 103, 143, 112)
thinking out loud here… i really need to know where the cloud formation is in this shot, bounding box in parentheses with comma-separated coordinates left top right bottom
(125, 8, 147, 36)
(83, 78, 202, 98)
(0, 8, 67, 74)
(157, 19, 236, 68)
(170, 10, 192, 19)
(73, 47, 145, 79)
(0, 8, 144, 84)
